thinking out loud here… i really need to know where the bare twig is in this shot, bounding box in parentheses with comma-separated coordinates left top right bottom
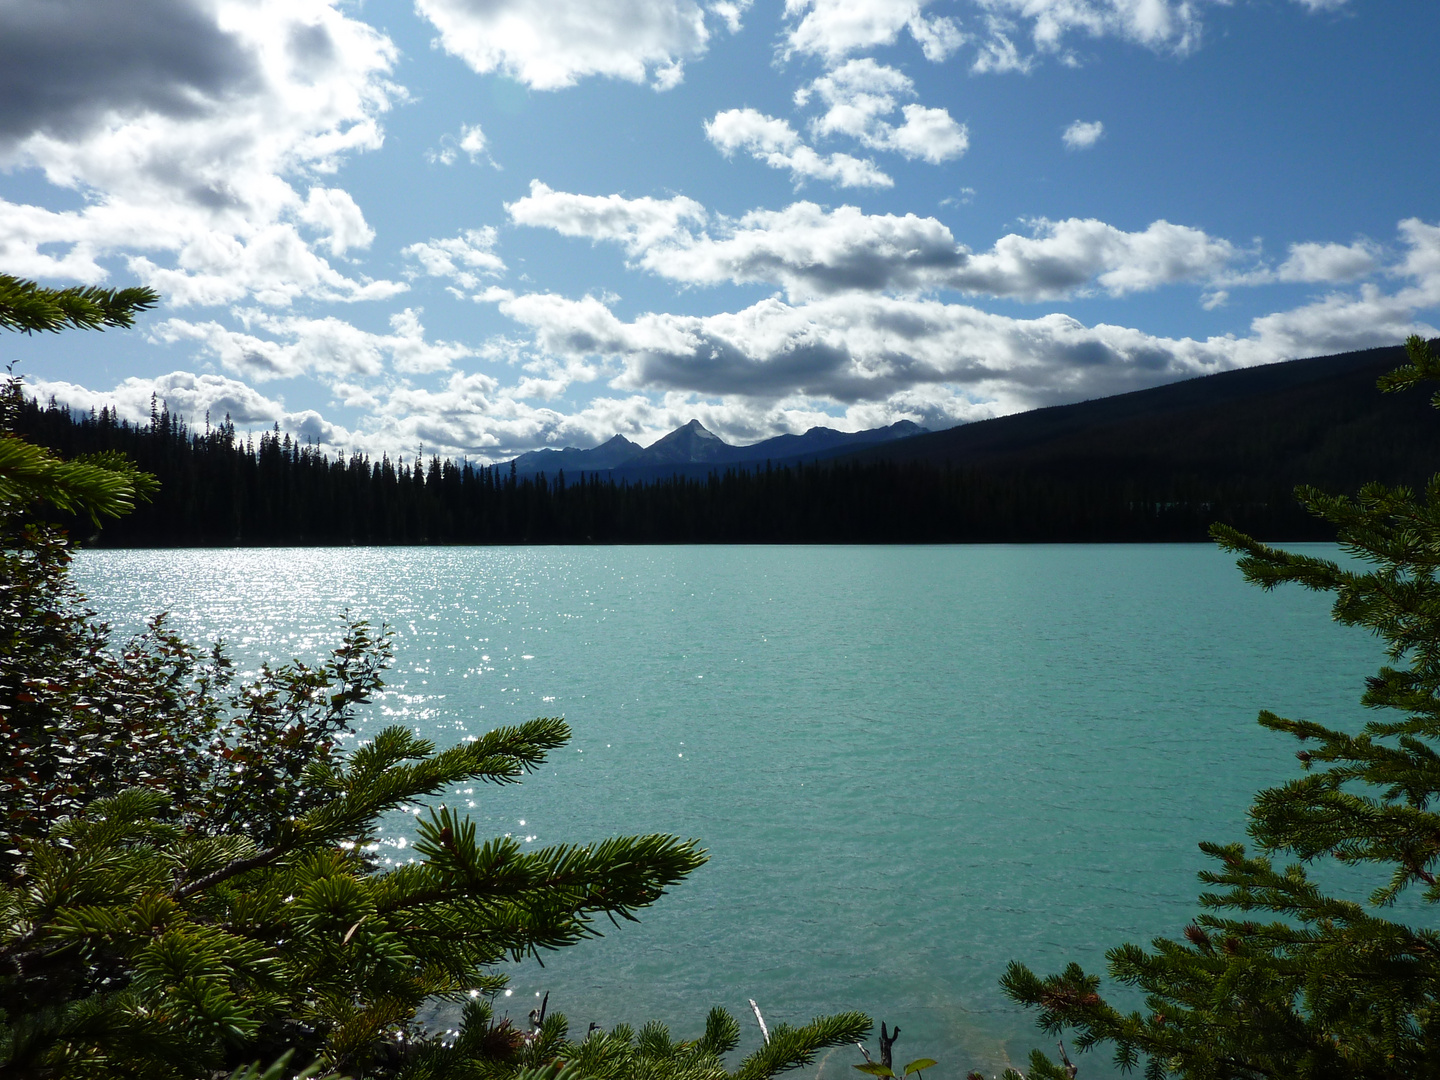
(1057, 1039, 1078, 1079)
(529, 991, 550, 1032)
(748, 999, 770, 1045)
(175, 843, 285, 900)
(879, 1023, 900, 1069)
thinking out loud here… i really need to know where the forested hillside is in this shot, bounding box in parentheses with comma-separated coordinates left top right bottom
(15, 342, 1439, 545)
(844, 342, 1439, 492)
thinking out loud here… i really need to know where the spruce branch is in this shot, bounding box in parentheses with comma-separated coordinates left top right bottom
(731, 1012, 871, 1080)
(0, 274, 158, 334)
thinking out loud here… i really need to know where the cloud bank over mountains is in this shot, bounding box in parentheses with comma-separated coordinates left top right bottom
(5, 0, 1428, 465)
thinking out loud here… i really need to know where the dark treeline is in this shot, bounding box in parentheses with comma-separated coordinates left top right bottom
(15, 393, 1329, 544)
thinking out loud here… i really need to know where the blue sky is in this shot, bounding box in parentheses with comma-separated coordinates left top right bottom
(2, 0, 1437, 460)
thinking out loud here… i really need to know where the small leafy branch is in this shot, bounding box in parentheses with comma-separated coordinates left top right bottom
(854, 1022, 937, 1079)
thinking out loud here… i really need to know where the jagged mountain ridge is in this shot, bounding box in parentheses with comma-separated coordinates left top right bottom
(510, 419, 928, 476)
(507, 434, 643, 476)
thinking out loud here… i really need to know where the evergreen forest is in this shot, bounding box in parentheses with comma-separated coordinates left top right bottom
(0, 392, 1349, 546)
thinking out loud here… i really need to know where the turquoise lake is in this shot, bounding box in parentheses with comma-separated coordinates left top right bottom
(72, 544, 1383, 1077)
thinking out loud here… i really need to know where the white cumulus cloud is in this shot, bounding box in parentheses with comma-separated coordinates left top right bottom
(800, 60, 968, 163)
(962, 217, 1235, 299)
(0, 0, 405, 307)
(506, 181, 707, 249)
(1395, 218, 1440, 301)
(153, 308, 474, 382)
(784, 0, 965, 63)
(403, 228, 508, 291)
(413, 0, 720, 91)
(967, 0, 1347, 72)
(1062, 120, 1104, 150)
(977, 0, 1202, 60)
(510, 187, 1240, 302)
(704, 108, 893, 188)
(458, 124, 489, 160)
(454, 217, 1440, 429)
(428, 123, 493, 166)
(634, 202, 964, 299)
(777, 0, 1351, 77)
(1219, 238, 1382, 288)
(1277, 240, 1379, 282)
(298, 187, 376, 255)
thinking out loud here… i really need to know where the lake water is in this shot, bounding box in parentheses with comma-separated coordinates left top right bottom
(71, 544, 1381, 1077)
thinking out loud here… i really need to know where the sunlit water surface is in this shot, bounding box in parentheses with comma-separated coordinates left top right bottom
(72, 544, 1381, 1077)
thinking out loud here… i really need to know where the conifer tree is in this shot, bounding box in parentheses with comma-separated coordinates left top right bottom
(1001, 335, 1440, 1079)
(0, 278, 870, 1078)
(1, 277, 160, 523)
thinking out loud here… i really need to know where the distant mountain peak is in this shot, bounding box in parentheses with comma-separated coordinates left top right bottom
(680, 419, 720, 440)
(630, 419, 728, 464)
(509, 432, 643, 476)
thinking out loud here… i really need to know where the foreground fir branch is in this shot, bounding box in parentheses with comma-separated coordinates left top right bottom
(0, 708, 701, 1076)
(0, 275, 158, 334)
(1, 272, 159, 528)
(1001, 336, 1440, 1080)
(2, 377, 157, 528)
(0, 429, 158, 524)
(0, 539, 869, 1078)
